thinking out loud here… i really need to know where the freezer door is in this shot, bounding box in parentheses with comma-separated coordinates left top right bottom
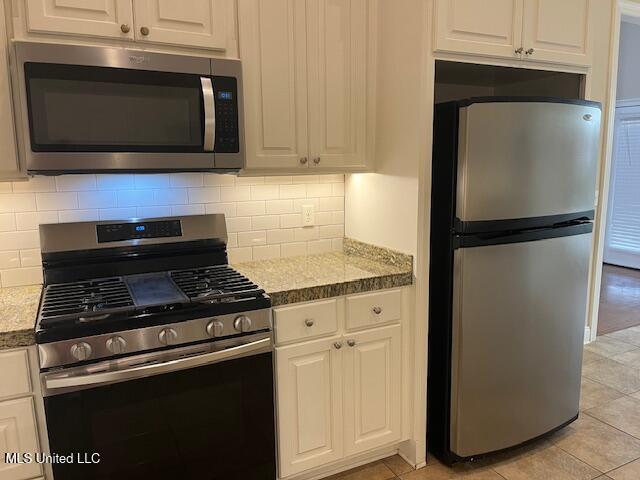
(456, 101, 600, 223)
(450, 231, 591, 457)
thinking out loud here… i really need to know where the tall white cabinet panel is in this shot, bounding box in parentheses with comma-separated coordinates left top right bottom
(521, 0, 591, 66)
(238, 0, 309, 170)
(307, 0, 369, 168)
(343, 325, 401, 456)
(133, 0, 232, 51)
(276, 336, 343, 478)
(434, 0, 524, 59)
(25, 0, 135, 39)
(0, 397, 42, 480)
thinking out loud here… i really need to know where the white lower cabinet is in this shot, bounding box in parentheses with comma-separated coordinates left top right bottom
(275, 290, 405, 478)
(0, 397, 42, 480)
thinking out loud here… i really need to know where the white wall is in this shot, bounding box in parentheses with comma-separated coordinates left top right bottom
(0, 173, 345, 287)
(616, 21, 640, 101)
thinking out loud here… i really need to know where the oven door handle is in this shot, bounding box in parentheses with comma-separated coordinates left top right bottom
(201, 77, 216, 152)
(44, 337, 271, 391)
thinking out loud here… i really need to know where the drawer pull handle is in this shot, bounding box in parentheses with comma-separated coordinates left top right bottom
(304, 318, 314, 327)
(347, 339, 356, 347)
(334, 342, 343, 350)
(372, 306, 382, 315)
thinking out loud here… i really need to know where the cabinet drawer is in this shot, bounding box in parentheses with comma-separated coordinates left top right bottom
(346, 289, 401, 330)
(0, 350, 31, 399)
(274, 299, 338, 345)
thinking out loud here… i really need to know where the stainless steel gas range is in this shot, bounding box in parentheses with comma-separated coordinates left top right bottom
(35, 214, 276, 480)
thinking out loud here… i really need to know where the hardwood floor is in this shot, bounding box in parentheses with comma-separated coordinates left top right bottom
(598, 264, 640, 335)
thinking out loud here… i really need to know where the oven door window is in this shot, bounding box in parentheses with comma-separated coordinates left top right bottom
(44, 352, 275, 480)
(25, 63, 205, 153)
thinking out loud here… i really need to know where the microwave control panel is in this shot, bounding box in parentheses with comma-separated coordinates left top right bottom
(213, 76, 239, 153)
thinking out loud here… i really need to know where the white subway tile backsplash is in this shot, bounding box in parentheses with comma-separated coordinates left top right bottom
(0, 230, 40, 250)
(0, 173, 344, 285)
(15, 211, 58, 231)
(36, 192, 78, 211)
(253, 245, 280, 260)
(55, 175, 97, 192)
(19, 249, 41, 267)
(237, 231, 267, 247)
(78, 191, 117, 209)
(279, 184, 306, 199)
(0, 213, 16, 232)
(12, 176, 56, 193)
(236, 201, 266, 217)
(0, 251, 19, 269)
(0, 194, 36, 213)
(0, 267, 43, 288)
(251, 216, 279, 230)
(332, 238, 344, 251)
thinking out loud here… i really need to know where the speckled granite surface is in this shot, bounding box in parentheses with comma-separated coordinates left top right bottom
(234, 239, 413, 306)
(0, 285, 41, 350)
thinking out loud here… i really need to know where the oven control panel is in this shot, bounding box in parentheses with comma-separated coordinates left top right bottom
(97, 220, 182, 243)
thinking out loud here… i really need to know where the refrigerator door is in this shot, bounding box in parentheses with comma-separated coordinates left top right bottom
(450, 230, 591, 457)
(456, 100, 600, 225)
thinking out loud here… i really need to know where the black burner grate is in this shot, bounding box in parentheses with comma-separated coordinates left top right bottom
(170, 265, 265, 303)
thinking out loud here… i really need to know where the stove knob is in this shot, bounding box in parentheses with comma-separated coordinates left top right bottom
(70, 342, 93, 361)
(206, 320, 224, 337)
(106, 336, 127, 354)
(158, 328, 178, 345)
(233, 315, 252, 333)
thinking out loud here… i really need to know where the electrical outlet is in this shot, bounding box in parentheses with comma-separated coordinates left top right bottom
(302, 204, 315, 227)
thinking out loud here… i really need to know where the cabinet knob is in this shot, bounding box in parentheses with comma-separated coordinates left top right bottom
(313, 157, 321, 165)
(372, 306, 382, 315)
(300, 157, 308, 165)
(140, 26, 150, 36)
(514, 47, 523, 54)
(334, 341, 343, 350)
(120, 24, 131, 33)
(304, 318, 314, 327)
(347, 339, 356, 347)
(525, 48, 534, 55)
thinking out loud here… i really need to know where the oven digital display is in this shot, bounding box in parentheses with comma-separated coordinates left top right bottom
(97, 220, 182, 243)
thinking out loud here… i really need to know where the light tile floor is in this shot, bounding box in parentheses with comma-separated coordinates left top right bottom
(328, 325, 640, 480)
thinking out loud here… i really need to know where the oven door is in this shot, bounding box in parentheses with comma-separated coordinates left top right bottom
(41, 333, 276, 480)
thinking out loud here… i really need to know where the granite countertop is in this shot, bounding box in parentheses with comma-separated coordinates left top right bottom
(0, 285, 42, 350)
(234, 238, 414, 306)
(0, 239, 413, 350)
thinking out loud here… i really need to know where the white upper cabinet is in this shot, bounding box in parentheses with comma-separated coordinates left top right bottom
(306, 0, 369, 169)
(22, 0, 235, 52)
(434, 0, 593, 67)
(25, 0, 135, 40)
(521, 0, 591, 66)
(239, 0, 375, 172)
(434, 0, 524, 59)
(276, 336, 344, 478)
(0, 5, 21, 180)
(133, 0, 233, 51)
(343, 325, 401, 456)
(238, 0, 309, 170)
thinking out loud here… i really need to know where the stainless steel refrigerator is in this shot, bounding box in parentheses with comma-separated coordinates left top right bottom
(427, 97, 601, 464)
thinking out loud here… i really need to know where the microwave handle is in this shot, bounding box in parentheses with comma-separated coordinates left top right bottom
(201, 77, 216, 151)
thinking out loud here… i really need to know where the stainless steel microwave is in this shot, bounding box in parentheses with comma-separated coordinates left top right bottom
(12, 41, 244, 173)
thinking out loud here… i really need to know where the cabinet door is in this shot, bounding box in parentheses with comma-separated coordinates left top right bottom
(238, 0, 309, 170)
(306, 0, 371, 169)
(433, 0, 524, 59)
(343, 325, 401, 456)
(522, 0, 592, 66)
(276, 337, 343, 477)
(0, 4, 21, 180)
(25, 0, 134, 39)
(0, 397, 42, 480)
(133, 0, 233, 51)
